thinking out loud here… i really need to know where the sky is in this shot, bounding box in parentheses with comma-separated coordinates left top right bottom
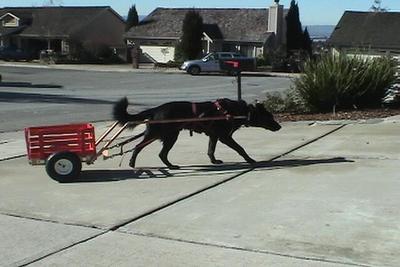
(1, 0, 400, 25)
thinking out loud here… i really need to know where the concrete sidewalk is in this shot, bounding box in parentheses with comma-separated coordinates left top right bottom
(0, 117, 399, 266)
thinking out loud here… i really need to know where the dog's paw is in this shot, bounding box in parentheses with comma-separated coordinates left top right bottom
(211, 159, 224, 164)
(168, 165, 180, 170)
(129, 161, 136, 169)
(246, 158, 257, 164)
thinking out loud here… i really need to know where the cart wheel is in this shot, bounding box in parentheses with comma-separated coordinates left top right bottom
(46, 151, 82, 183)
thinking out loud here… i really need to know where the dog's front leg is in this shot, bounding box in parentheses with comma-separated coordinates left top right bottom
(219, 136, 256, 164)
(208, 135, 223, 164)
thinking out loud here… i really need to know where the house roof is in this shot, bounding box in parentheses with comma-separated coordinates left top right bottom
(329, 11, 400, 50)
(0, 6, 124, 38)
(125, 8, 274, 43)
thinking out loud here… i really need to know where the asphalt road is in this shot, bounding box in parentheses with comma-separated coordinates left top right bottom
(0, 66, 292, 132)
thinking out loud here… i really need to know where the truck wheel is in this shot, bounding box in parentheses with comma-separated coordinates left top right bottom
(188, 66, 200, 75)
(46, 151, 82, 183)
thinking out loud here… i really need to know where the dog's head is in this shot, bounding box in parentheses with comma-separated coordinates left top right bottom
(247, 103, 281, 131)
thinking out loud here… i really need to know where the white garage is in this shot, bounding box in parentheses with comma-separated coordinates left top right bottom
(140, 45, 175, 63)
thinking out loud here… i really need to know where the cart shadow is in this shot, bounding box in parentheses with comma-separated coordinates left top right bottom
(76, 157, 353, 183)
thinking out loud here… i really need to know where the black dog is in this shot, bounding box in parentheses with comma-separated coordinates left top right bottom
(113, 97, 281, 169)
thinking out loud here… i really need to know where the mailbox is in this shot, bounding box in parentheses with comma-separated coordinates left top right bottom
(219, 60, 241, 73)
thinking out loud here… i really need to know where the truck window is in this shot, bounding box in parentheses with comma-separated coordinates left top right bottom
(203, 53, 217, 61)
(220, 53, 231, 59)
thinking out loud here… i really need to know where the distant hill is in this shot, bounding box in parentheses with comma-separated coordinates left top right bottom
(305, 25, 335, 40)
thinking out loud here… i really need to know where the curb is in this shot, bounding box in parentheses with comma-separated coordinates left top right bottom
(0, 61, 298, 78)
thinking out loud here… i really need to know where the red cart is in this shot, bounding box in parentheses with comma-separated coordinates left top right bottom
(25, 122, 126, 182)
(25, 115, 246, 182)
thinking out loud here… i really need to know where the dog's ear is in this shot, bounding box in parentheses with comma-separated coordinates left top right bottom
(255, 102, 265, 111)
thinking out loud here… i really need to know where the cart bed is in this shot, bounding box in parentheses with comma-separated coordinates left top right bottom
(25, 123, 96, 165)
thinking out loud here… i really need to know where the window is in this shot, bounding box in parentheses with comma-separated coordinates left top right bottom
(1, 14, 19, 27)
(219, 53, 232, 59)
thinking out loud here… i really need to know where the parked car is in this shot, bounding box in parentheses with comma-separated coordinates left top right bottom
(0, 47, 34, 61)
(180, 52, 256, 75)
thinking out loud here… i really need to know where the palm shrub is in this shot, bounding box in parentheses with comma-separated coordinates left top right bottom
(293, 53, 396, 112)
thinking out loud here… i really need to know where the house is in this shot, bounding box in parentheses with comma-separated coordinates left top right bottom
(0, 6, 126, 60)
(329, 11, 400, 59)
(125, 0, 287, 64)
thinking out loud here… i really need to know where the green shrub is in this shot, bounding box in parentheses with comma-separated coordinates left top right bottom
(256, 57, 268, 67)
(174, 42, 184, 62)
(293, 54, 396, 112)
(263, 90, 307, 113)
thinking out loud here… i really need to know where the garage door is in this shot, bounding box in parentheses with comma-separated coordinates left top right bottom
(141, 45, 175, 63)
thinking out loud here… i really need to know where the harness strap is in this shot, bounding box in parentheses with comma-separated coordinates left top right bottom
(214, 99, 252, 127)
(245, 111, 252, 126)
(190, 103, 197, 136)
(192, 102, 197, 116)
(213, 100, 228, 115)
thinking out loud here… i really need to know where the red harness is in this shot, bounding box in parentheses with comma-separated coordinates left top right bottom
(214, 100, 233, 120)
(213, 100, 227, 115)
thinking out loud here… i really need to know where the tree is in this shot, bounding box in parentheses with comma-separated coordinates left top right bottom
(302, 27, 313, 57)
(370, 0, 387, 12)
(126, 5, 139, 31)
(285, 0, 303, 54)
(285, 0, 312, 57)
(180, 10, 204, 60)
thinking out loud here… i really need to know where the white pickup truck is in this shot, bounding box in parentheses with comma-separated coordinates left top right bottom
(180, 52, 256, 75)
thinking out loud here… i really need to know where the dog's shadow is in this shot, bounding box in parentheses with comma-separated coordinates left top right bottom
(74, 157, 353, 183)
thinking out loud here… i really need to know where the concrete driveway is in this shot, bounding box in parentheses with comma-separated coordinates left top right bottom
(0, 117, 399, 266)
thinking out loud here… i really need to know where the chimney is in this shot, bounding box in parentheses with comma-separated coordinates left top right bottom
(268, 0, 284, 46)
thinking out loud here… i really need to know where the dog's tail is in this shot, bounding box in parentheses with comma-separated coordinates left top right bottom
(113, 97, 145, 128)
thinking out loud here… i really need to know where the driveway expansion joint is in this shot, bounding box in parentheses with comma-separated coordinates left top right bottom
(18, 231, 107, 267)
(118, 231, 372, 267)
(270, 124, 347, 161)
(0, 154, 26, 162)
(0, 211, 103, 230)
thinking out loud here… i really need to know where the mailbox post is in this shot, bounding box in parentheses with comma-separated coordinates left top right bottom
(220, 60, 242, 101)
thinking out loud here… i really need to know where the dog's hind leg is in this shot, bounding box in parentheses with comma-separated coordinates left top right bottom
(159, 132, 180, 169)
(208, 135, 223, 164)
(219, 136, 256, 164)
(129, 135, 156, 168)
